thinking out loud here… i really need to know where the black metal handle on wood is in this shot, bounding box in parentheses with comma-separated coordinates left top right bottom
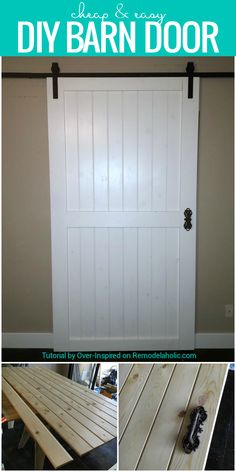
(182, 406, 207, 454)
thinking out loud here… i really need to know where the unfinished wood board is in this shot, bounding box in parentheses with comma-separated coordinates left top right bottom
(119, 363, 228, 470)
(15, 367, 114, 443)
(119, 364, 153, 437)
(35, 367, 117, 416)
(169, 364, 229, 470)
(119, 364, 133, 391)
(2, 379, 73, 469)
(36, 367, 117, 407)
(2, 393, 20, 421)
(3, 368, 92, 457)
(3, 366, 117, 458)
(10, 368, 105, 448)
(137, 364, 200, 470)
(21, 367, 116, 427)
(119, 364, 175, 469)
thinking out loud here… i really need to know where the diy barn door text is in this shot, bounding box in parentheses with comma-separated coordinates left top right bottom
(17, 2, 219, 54)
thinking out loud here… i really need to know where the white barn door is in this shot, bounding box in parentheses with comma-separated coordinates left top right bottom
(47, 77, 199, 351)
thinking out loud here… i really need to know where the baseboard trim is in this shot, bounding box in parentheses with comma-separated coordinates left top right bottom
(2, 331, 234, 350)
(2, 332, 54, 349)
(195, 332, 234, 349)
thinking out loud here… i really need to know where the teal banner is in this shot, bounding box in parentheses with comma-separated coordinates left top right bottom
(0, 0, 235, 56)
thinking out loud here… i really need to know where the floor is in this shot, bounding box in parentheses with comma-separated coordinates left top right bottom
(2, 349, 234, 362)
(2, 372, 233, 470)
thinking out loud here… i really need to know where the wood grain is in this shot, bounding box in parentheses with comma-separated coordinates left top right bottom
(3, 368, 97, 456)
(119, 364, 175, 470)
(119, 364, 133, 391)
(169, 364, 228, 470)
(137, 364, 200, 470)
(36, 367, 117, 413)
(119, 363, 228, 471)
(119, 364, 153, 437)
(15, 368, 114, 443)
(11, 367, 117, 426)
(2, 379, 73, 469)
(2, 393, 20, 421)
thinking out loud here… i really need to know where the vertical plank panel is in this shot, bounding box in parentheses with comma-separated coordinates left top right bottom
(138, 91, 153, 211)
(93, 92, 108, 210)
(109, 228, 124, 337)
(68, 229, 81, 337)
(151, 229, 166, 337)
(137, 364, 200, 471)
(166, 92, 181, 210)
(152, 92, 168, 211)
(123, 228, 138, 337)
(95, 228, 109, 337)
(166, 229, 179, 337)
(64, 92, 79, 209)
(123, 92, 138, 210)
(108, 92, 123, 210)
(77, 92, 93, 210)
(80, 228, 95, 338)
(138, 228, 152, 337)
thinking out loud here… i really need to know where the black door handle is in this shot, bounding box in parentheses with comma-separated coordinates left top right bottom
(182, 406, 207, 454)
(184, 208, 192, 231)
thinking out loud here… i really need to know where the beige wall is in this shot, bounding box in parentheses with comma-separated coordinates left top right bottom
(2, 57, 234, 334)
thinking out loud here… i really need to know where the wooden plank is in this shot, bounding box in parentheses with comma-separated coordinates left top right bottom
(152, 92, 167, 211)
(77, 91, 94, 210)
(94, 228, 110, 337)
(29, 371, 117, 435)
(32, 370, 116, 427)
(169, 364, 229, 470)
(2, 368, 93, 457)
(119, 364, 153, 437)
(68, 229, 82, 339)
(109, 228, 124, 337)
(2, 379, 73, 470)
(80, 228, 96, 338)
(64, 92, 79, 210)
(119, 365, 133, 391)
(123, 228, 138, 337)
(166, 91, 181, 211)
(119, 364, 175, 470)
(138, 228, 152, 337)
(36, 366, 117, 408)
(166, 228, 179, 338)
(108, 91, 123, 211)
(137, 364, 200, 470)
(151, 229, 166, 337)
(138, 91, 153, 211)
(7, 368, 103, 449)
(17, 368, 115, 442)
(35, 367, 117, 416)
(123, 91, 138, 211)
(10, 367, 116, 427)
(2, 393, 20, 421)
(93, 91, 108, 210)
